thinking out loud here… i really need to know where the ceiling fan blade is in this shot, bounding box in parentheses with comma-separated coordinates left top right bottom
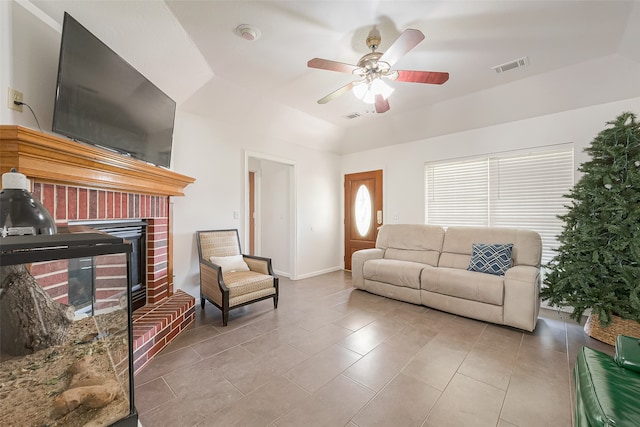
(317, 81, 356, 104)
(379, 29, 425, 67)
(374, 95, 390, 113)
(308, 58, 359, 74)
(395, 70, 449, 85)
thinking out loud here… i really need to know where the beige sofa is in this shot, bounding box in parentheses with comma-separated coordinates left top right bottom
(352, 224, 542, 331)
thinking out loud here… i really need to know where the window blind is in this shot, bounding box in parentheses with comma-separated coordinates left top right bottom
(425, 147, 574, 264)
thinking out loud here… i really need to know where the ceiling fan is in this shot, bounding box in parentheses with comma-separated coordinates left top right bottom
(307, 28, 449, 114)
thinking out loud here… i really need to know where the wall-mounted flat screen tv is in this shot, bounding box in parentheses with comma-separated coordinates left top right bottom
(53, 12, 176, 168)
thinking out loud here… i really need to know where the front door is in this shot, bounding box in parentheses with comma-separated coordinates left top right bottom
(344, 170, 383, 270)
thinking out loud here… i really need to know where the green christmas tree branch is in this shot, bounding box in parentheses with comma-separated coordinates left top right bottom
(540, 111, 640, 326)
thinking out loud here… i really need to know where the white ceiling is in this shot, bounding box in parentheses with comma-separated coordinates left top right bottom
(29, 1, 640, 154)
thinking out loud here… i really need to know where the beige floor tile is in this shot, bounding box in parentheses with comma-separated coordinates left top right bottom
(332, 310, 378, 331)
(283, 344, 362, 393)
(296, 306, 349, 332)
(274, 375, 375, 427)
(240, 325, 309, 356)
(402, 338, 468, 391)
(134, 346, 203, 386)
(160, 323, 221, 353)
(343, 342, 415, 391)
(501, 369, 572, 427)
(498, 419, 519, 427)
(134, 377, 176, 415)
(338, 319, 403, 355)
(476, 324, 524, 351)
(287, 322, 353, 355)
(138, 379, 243, 427)
(352, 373, 441, 427)
(162, 345, 255, 397)
(190, 324, 264, 358)
(514, 342, 570, 386)
(198, 375, 309, 427)
(522, 314, 568, 353)
(383, 325, 437, 355)
(425, 374, 505, 427)
(223, 344, 309, 394)
(458, 342, 518, 390)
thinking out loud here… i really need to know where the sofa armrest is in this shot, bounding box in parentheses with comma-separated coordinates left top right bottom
(352, 248, 384, 289)
(503, 265, 541, 331)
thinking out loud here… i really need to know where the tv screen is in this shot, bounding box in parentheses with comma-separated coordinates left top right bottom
(53, 13, 176, 168)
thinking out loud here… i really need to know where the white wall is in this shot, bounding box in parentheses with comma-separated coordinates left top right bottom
(171, 111, 342, 297)
(1, 1, 60, 128)
(341, 96, 640, 254)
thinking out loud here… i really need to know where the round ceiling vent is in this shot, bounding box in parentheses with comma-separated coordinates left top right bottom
(235, 24, 261, 42)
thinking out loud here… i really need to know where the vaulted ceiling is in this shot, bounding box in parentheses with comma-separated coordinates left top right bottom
(30, 1, 640, 154)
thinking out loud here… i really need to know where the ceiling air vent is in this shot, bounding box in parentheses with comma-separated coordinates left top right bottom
(344, 112, 361, 120)
(491, 56, 529, 74)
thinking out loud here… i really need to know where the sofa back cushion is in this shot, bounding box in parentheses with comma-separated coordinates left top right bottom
(438, 226, 541, 269)
(376, 224, 445, 266)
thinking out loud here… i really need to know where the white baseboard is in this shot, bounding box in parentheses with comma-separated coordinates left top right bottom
(292, 266, 342, 280)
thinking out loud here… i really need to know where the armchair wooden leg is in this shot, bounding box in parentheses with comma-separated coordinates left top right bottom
(273, 294, 278, 309)
(200, 296, 205, 309)
(222, 310, 229, 326)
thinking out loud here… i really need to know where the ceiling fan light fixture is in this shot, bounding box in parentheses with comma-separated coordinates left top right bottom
(353, 79, 394, 104)
(372, 78, 394, 99)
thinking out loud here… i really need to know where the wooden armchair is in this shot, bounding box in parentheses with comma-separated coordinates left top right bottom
(196, 229, 278, 326)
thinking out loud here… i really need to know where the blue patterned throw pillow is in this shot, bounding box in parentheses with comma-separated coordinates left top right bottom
(467, 243, 513, 276)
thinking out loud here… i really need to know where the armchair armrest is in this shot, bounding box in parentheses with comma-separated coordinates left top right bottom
(352, 248, 384, 289)
(199, 258, 228, 306)
(243, 254, 276, 276)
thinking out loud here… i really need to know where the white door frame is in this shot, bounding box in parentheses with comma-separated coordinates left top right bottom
(243, 150, 297, 279)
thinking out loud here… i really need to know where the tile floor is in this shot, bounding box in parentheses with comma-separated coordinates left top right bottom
(134, 271, 614, 427)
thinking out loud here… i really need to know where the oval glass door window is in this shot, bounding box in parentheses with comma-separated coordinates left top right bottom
(355, 184, 372, 236)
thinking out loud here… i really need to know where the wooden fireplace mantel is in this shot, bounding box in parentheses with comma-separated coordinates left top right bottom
(0, 125, 195, 196)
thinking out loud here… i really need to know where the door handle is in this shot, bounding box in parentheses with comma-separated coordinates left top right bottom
(376, 210, 383, 225)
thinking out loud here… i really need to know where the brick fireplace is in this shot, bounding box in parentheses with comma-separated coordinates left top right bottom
(1, 125, 196, 374)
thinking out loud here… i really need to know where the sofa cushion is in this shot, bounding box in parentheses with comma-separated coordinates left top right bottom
(439, 226, 541, 269)
(377, 224, 445, 266)
(421, 267, 504, 306)
(467, 243, 513, 276)
(363, 259, 427, 290)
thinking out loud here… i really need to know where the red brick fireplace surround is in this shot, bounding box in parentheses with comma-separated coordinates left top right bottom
(1, 125, 196, 374)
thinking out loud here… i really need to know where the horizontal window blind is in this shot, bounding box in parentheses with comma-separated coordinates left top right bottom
(425, 158, 489, 227)
(425, 147, 574, 264)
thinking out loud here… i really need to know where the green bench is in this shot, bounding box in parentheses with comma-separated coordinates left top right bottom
(575, 335, 640, 426)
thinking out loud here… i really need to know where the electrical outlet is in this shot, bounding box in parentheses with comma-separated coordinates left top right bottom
(7, 87, 23, 112)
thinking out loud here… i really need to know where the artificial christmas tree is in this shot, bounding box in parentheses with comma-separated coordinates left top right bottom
(540, 111, 640, 343)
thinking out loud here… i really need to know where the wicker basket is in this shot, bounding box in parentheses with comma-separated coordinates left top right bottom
(584, 312, 640, 346)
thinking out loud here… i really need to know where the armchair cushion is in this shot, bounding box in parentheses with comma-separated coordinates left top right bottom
(224, 271, 276, 304)
(210, 255, 250, 273)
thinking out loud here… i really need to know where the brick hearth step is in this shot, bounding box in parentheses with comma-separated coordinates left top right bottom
(132, 290, 195, 375)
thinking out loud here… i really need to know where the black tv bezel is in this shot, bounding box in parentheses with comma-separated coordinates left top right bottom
(52, 12, 176, 168)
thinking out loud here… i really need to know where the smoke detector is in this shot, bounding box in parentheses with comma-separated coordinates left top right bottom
(236, 24, 261, 41)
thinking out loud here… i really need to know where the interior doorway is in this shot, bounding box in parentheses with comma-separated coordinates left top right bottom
(245, 153, 296, 278)
(344, 170, 383, 270)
